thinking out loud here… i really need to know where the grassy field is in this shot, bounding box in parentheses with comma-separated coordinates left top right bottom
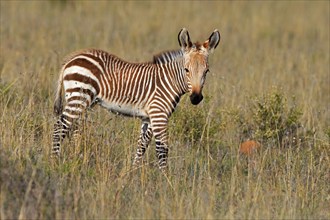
(1, 1, 329, 219)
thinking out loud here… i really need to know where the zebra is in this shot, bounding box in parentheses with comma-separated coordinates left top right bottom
(52, 28, 220, 170)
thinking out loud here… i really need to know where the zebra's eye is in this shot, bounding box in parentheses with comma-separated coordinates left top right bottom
(184, 68, 189, 73)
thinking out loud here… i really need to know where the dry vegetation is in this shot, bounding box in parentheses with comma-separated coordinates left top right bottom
(1, 1, 329, 219)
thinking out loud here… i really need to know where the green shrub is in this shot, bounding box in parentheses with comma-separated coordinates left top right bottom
(234, 88, 308, 148)
(169, 95, 220, 146)
(252, 89, 302, 146)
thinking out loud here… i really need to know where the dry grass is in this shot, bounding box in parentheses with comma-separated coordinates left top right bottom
(1, 1, 329, 219)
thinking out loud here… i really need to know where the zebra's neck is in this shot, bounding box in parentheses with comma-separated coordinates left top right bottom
(157, 59, 188, 98)
(152, 49, 183, 64)
(152, 49, 188, 96)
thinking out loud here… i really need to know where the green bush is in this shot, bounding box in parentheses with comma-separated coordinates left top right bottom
(234, 89, 307, 148)
(252, 89, 302, 146)
(169, 95, 221, 146)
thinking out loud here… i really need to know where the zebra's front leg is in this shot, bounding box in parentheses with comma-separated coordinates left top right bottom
(133, 120, 153, 167)
(151, 118, 169, 170)
(155, 138, 169, 171)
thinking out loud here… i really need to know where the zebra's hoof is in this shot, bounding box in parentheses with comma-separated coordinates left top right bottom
(159, 165, 168, 174)
(50, 151, 60, 159)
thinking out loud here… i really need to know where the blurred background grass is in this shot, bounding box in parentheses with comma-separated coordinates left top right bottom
(1, 1, 329, 219)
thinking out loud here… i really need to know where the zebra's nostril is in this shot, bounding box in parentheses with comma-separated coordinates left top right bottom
(190, 93, 203, 105)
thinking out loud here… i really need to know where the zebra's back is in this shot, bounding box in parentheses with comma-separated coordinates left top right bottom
(59, 49, 156, 118)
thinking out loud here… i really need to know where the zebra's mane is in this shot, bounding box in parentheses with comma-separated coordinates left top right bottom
(152, 49, 183, 64)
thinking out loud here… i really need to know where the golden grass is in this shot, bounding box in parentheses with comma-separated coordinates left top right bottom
(1, 1, 329, 219)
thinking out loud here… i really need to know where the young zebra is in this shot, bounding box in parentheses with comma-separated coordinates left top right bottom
(52, 28, 220, 170)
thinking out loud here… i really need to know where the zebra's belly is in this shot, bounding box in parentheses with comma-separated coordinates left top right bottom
(99, 100, 149, 118)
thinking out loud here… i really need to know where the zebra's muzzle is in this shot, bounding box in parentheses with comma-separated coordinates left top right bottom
(190, 92, 203, 105)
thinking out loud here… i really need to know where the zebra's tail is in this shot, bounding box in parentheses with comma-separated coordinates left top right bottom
(54, 67, 64, 116)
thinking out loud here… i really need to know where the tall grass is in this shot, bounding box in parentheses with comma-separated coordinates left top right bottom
(1, 1, 329, 219)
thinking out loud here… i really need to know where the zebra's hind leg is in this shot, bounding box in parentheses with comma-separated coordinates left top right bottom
(70, 119, 84, 156)
(71, 112, 88, 148)
(52, 114, 74, 156)
(133, 120, 153, 167)
(52, 102, 87, 157)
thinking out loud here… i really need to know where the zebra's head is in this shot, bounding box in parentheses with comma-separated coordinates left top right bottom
(178, 28, 220, 105)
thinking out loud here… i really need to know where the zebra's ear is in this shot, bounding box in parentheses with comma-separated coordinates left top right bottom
(203, 29, 220, 53)
(178, 28, 193, 51)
